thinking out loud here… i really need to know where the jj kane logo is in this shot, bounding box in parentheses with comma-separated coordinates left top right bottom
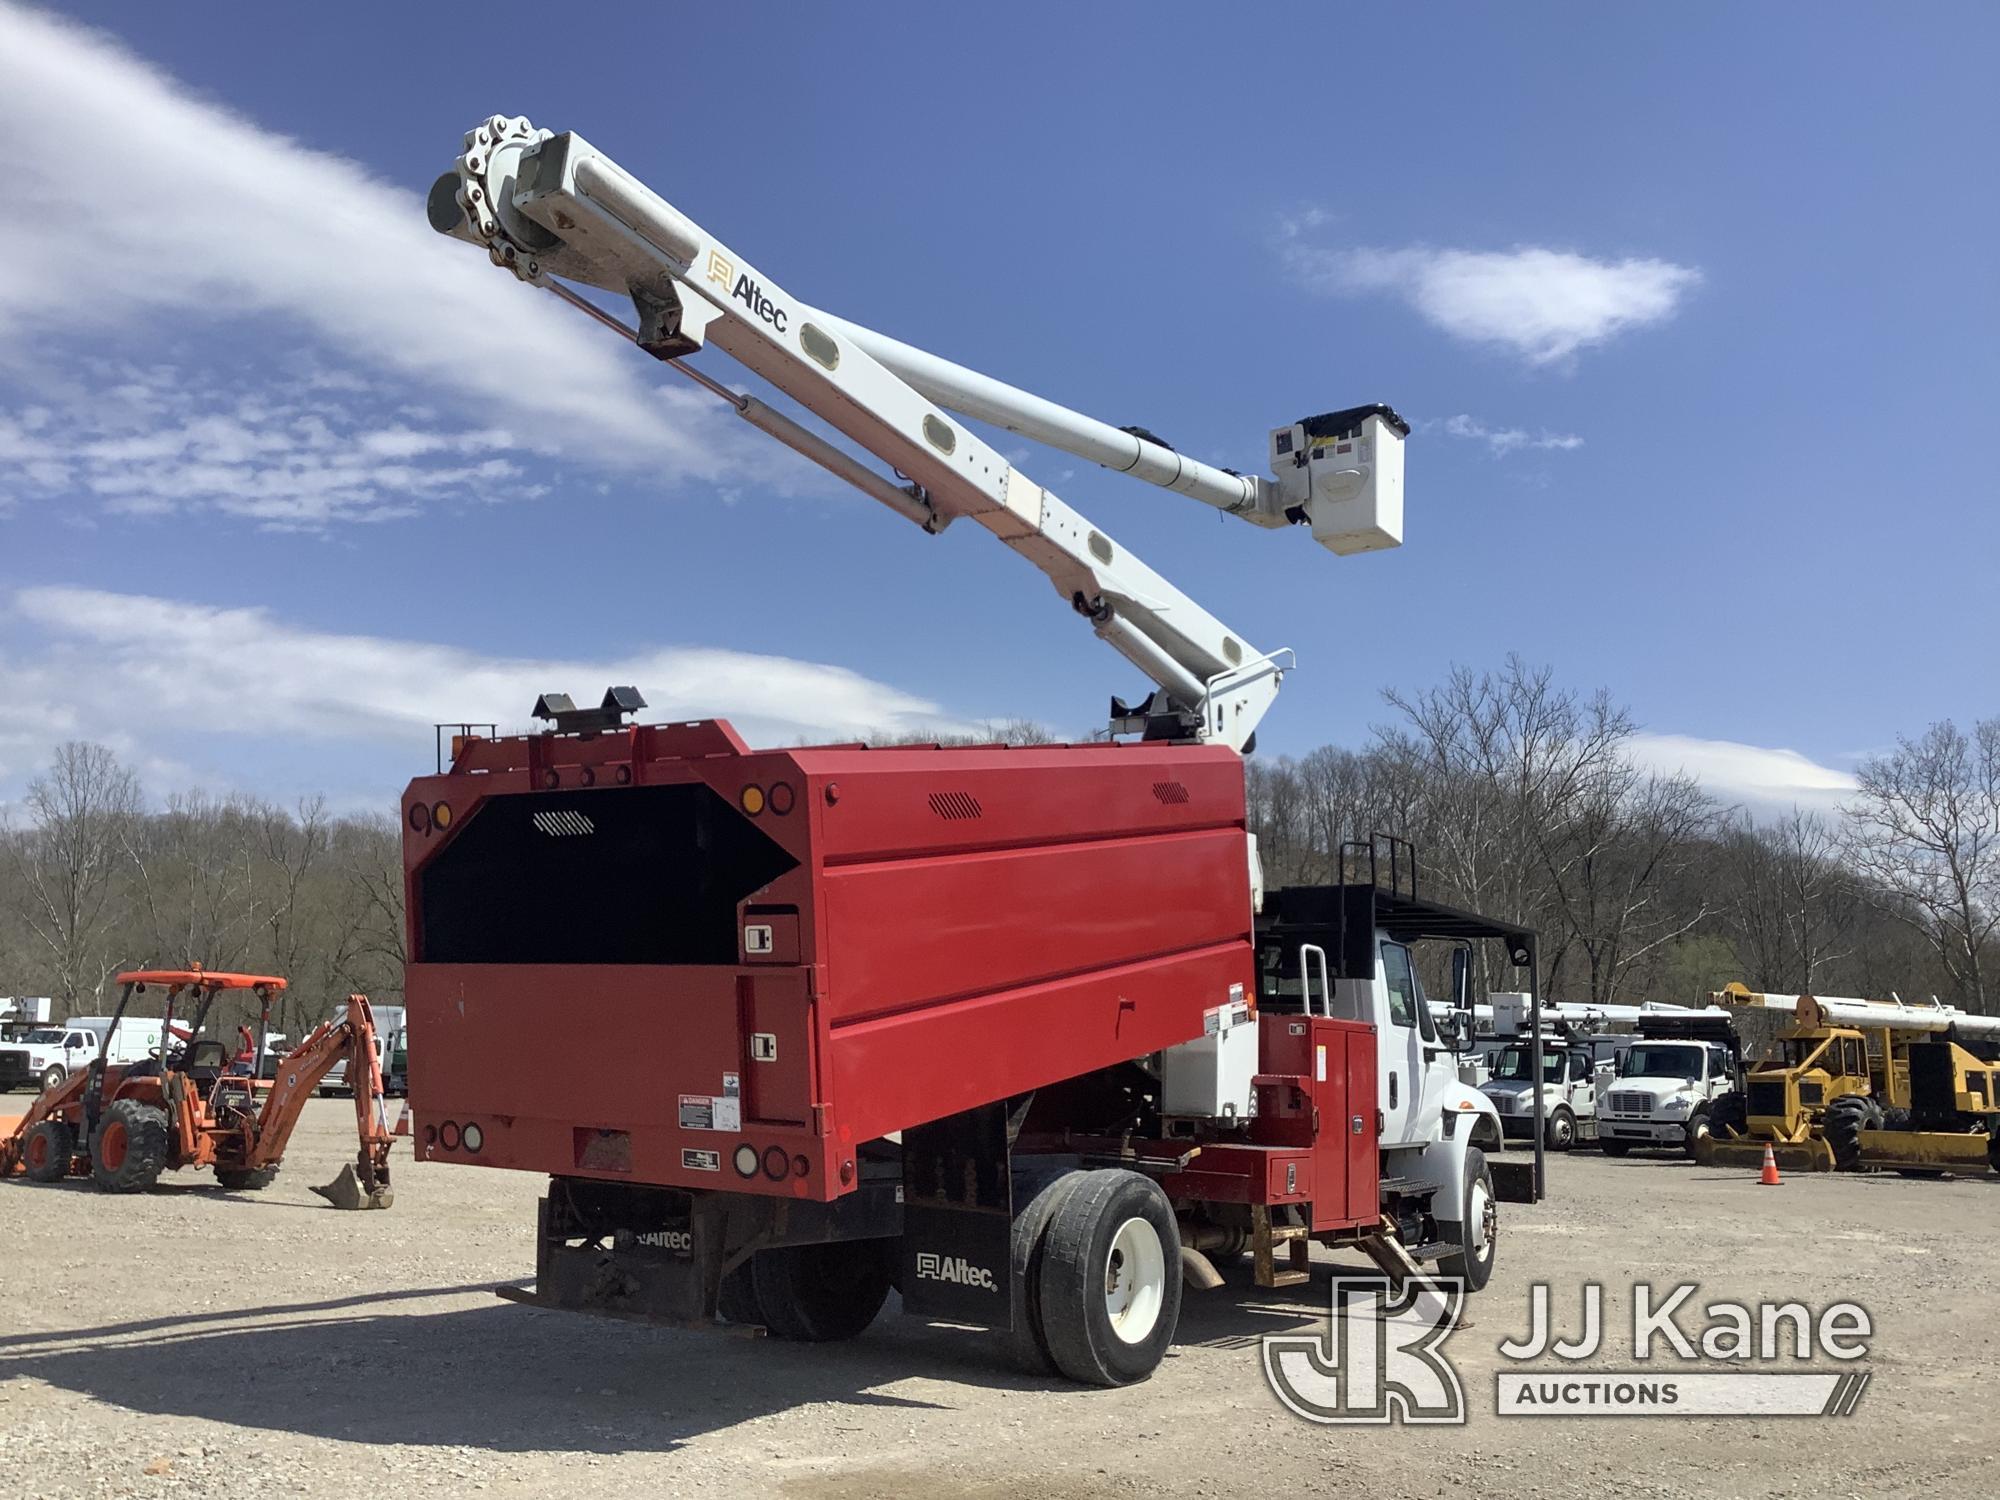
(1263, 1279, 1874, 1424)
(914, 1251, 997, 1292)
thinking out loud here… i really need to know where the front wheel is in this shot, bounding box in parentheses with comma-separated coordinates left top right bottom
(1433, 1147, 1497, 1293)
(1823, 1094, 1884, 1172)
(1681, 1106, 1713, 1159)
(38, 1065, 65, 1093)
(1546, 1106, 1576, 1152)
(1037, 1168, 1182, 1386)
(22, 1119, 77, 1182)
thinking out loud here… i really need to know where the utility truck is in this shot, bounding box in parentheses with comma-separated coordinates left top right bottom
(1479, 1035, 1604, 1150)
(1595, 1015, 1741, 1157)
(412, 115, 1548, 1386)
(0, 1015, 167, 1093)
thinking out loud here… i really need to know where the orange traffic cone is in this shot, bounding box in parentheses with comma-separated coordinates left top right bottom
(1759, 1142, 1782, 1186)
(391, 1099, 412, 1138)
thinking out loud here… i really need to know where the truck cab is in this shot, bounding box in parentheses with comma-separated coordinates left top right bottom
(0, 1023, 123, 1093)
(1480, 1041, 1600, 1150)
(1597, 1036, 1738, 1156)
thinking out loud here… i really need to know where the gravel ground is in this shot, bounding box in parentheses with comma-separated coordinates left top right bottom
(3, 1100, 1997, 1500)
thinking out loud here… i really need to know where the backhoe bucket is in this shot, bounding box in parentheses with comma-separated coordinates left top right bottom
(1697, 1134, 1835, 1173)
(311, 1162, 394, 1210)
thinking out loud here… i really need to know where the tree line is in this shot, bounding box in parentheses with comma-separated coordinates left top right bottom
(2, 658, 1994, 1029)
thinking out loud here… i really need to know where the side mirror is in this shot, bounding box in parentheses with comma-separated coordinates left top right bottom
(1447, 947, 1475, 1053)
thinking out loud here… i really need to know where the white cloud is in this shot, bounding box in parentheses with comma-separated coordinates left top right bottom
(0, 362, 551, 529)
(1439, 414, 1584, 457)
(0, 4, 774, 484)
(0, 587, 973, 791)
(1282, 229, 1700, 365)
(1625, 732, 1858, 816)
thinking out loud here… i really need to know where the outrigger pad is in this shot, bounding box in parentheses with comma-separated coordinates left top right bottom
(312, 1163, 394, 1210)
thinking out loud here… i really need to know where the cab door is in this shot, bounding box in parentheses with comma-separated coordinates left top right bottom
(1375, 941, 1428, 1146)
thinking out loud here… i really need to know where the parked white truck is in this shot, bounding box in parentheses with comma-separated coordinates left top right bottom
(0, 1015, 168, 1093)
(1479, 1039, 1605, 1150)
(1594, 1017, 1741, 1157)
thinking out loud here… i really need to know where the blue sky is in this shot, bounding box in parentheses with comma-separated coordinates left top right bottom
(2, 2, 1993, 817)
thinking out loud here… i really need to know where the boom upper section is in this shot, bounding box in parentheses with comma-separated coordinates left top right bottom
(429, 116, 1406, 751)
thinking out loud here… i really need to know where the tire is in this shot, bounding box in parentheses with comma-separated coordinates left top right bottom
(38, 1065, 67, 1093)
(1708, 1091, 1748, 1140)
(1823, 1094, 1884, 1172)
(215, 1164, 280, 1192)
(1005, 1168, 1089, 1374)
(1434, 1146, 1497, 1294)
(716, 1257, 763, 1326)
(90, 1098, 170, 1193)
(1681, 1105, 1712, 1159)
(1545, 1106, 1576, 1152)
(1599, 1138, 1631, 1157)
(751, 1238, 894, 1342)
(22, 1119, 76, 1182)
(1037, 1169, 1182, 1387)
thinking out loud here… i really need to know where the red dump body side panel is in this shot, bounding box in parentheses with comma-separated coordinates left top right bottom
(402, 721, 1252, 1202)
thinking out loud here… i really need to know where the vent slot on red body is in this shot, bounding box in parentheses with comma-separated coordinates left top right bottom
(928, 791, 983, 820)
(1152, 781, 1191, 805)
(419, 784, 797, 966)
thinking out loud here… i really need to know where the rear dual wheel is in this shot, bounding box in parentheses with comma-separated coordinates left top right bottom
(720, 1238, 895, 1342)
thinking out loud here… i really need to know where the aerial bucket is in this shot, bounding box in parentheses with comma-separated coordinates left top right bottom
(311, 1161, 394, 1210)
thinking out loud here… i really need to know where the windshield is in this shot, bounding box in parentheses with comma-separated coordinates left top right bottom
(20, 1028, 65, 1045)
(1490, 1046, 1564, 1082)
(1619, 1044, 1702, 1081)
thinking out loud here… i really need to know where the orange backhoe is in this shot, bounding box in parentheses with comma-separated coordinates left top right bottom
(0, 969, 394, 1209)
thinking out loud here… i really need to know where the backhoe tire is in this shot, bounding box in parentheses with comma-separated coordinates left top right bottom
(751, 1238, 894, 1343)
(215, 1164, 280, 1192)
(90, 1098, 170, 1193)
(1005, 1168, 1089, 1374)
(22, 1119, 76, 1182)
(1707, 1091, 1749, 1141)
(1823, 1094, 1884, 1171)
(1598, 1138, 1631, 1157)
(1434, 1147, 1497, 1294)
(1037, 1169, 1181, 1386)
(38, 1065, 65, 1093)
(1546, 1106, 1576, 1152)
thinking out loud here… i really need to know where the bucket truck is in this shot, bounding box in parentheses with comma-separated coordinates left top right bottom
(410, 116, 1546, 1386)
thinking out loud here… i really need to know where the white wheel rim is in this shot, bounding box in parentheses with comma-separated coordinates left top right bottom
(1469, 1181, 1495, 1263)
(1103, 1216, 1167, 1345)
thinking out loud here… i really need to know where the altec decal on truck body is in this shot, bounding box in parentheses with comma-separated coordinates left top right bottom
(403, 720, 1253, 1202)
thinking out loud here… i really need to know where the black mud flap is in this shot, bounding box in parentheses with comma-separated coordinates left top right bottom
(1490, 1157, 1540, 1204)
(900, 1101, 1013, 1329)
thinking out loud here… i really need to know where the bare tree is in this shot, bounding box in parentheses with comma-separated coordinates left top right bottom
(122, 791, 263, 977)
(1539, 769, 1719, 1003)
(1844, 718, 2000, 1009)
(9, 743, 141, 1010)
(1716, 810, 1856, 992)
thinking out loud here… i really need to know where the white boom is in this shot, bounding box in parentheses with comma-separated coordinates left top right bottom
(428, 117, 1407, 751)
(1713, 987, 2000, 1040)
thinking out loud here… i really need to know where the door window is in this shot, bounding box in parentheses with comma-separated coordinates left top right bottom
(1379, 943, 1419, 1029)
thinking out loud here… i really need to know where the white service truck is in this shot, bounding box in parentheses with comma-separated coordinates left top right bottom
(1479, 1039, 1605, 1150)
(0, 1015, 168, 1093)
(1595, 1020, 1741, 1156)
